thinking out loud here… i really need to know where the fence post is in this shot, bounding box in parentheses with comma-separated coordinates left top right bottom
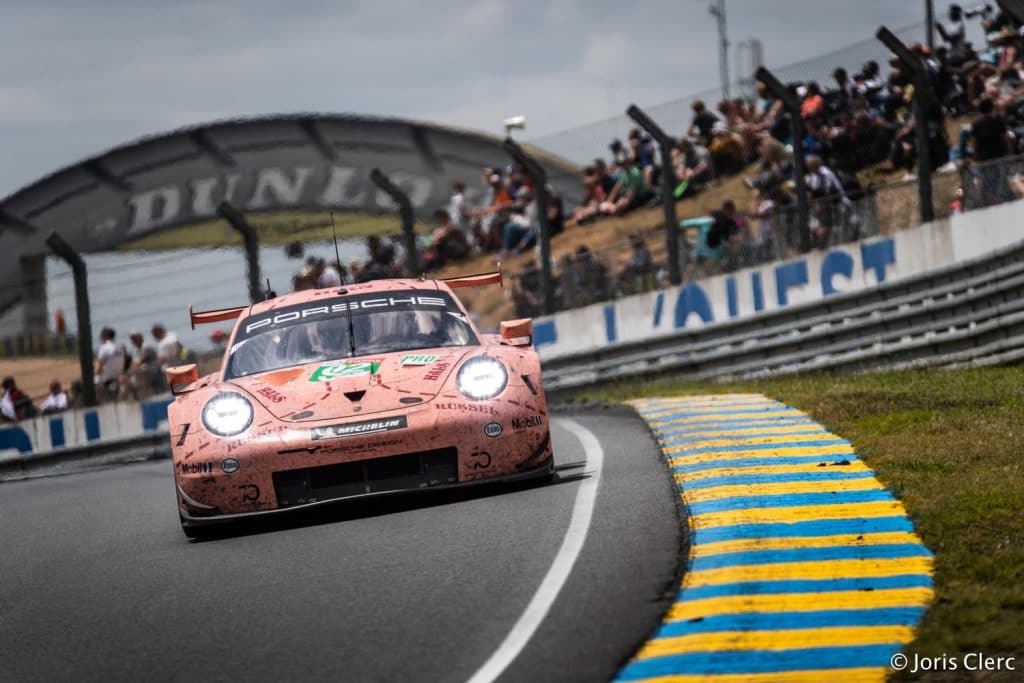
(45, 232, 97, 407)
(503, 138, 555, 316)
(369, 169, 420, 277)
(216, 201, 263, 303)
(996, 1, 1024, 26)
(756, 67, 811, 252)
(925, 0, 935, 52)
(627, 104, 684, 285)
(877, 26, 934, 223)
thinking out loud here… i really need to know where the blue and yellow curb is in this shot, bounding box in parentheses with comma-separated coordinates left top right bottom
(616, 394, 934, 683)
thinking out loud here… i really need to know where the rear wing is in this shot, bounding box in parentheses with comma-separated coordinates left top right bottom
(189, 304, 247, 330)
(441, 266, 503, 289)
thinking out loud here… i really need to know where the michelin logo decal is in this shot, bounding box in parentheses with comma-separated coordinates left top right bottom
(310, 416, 409, 441)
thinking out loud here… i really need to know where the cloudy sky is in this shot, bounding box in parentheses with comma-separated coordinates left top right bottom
(1, 1, 940, 195)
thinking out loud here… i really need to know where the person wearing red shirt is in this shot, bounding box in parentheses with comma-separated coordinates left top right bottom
(801, 82, 826, 121)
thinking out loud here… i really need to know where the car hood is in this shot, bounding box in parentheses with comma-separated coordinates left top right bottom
(227, 347, 473, 422)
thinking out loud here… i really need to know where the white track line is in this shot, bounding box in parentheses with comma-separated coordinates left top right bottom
(465, 418, 605, 683)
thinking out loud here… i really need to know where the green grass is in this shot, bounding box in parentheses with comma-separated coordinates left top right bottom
(583, 367, 1024, 675)
(120, 210, 429, 251)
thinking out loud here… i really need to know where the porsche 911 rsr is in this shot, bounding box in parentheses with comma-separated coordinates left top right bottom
(166, 273, 552, 538)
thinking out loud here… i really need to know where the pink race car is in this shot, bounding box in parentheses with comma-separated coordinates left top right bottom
(166, 272, 553, 538)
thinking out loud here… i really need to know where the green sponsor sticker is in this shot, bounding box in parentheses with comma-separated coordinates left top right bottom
(309, 360, 382, 382)
(401, 354, 439, 366)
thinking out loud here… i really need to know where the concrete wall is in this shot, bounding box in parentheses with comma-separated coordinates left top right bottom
(535, 200, 1024, 360)
(0, 396, 171, 459)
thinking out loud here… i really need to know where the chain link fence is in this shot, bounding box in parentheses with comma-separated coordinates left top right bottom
(528, 23, 925, 166)
(960, 154, 1024, 211)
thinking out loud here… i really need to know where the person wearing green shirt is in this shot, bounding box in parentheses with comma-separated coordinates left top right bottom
(599, 157, 653, 216)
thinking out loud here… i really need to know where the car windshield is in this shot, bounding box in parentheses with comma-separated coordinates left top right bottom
(225, 291, 478, 379)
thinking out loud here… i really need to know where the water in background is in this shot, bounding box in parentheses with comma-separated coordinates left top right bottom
(47, 238, 369, 354)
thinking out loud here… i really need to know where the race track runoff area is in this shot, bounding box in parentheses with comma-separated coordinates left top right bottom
(617, 394, 934, 682)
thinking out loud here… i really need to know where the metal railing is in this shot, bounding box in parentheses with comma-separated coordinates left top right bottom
(542, 237, 1024, 393)
(960, 155, 1024, 211)
(0, 332, 77, 358)
(511, 151, 1024, 322)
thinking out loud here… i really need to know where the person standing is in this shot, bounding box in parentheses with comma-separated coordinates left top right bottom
(96, 327, 127, 400)
(448, 181, 472, 243)
(209, 330, 229, 355)
(316, 258, 343, 288)
(151, 324, 180, 369)
(127, 331, 160, 399)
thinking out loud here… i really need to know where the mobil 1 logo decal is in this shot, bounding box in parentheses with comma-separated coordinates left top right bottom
(511, 415, 544, 432)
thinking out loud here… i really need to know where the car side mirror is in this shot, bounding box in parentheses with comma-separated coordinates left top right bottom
(166, 364, 199, 395)
(500, 319, 533, 347)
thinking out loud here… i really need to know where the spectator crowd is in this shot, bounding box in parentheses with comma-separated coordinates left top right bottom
(283, 5, 1024, 320)
(0, 323, 208, 423)
(538, 3, 1024, 315)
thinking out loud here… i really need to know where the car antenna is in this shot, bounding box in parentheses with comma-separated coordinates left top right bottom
(330, 211, 345, 285)
(265, 277, 272, 301)
(332, 211, 357, 357)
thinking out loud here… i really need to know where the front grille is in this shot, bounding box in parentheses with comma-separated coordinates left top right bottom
(272, 448, 458, 507)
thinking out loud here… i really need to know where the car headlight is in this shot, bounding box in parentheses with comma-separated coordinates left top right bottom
(457, 357, 508, 401)
(202, 392, 253, 437)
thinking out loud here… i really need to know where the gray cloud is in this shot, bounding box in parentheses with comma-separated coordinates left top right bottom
(1, 1, 936, 195)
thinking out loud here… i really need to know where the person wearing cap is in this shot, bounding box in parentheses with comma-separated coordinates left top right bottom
(210, 329, 229, 354)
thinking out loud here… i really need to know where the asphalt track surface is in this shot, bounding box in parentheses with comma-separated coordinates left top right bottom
(0, 407, 682, 683)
